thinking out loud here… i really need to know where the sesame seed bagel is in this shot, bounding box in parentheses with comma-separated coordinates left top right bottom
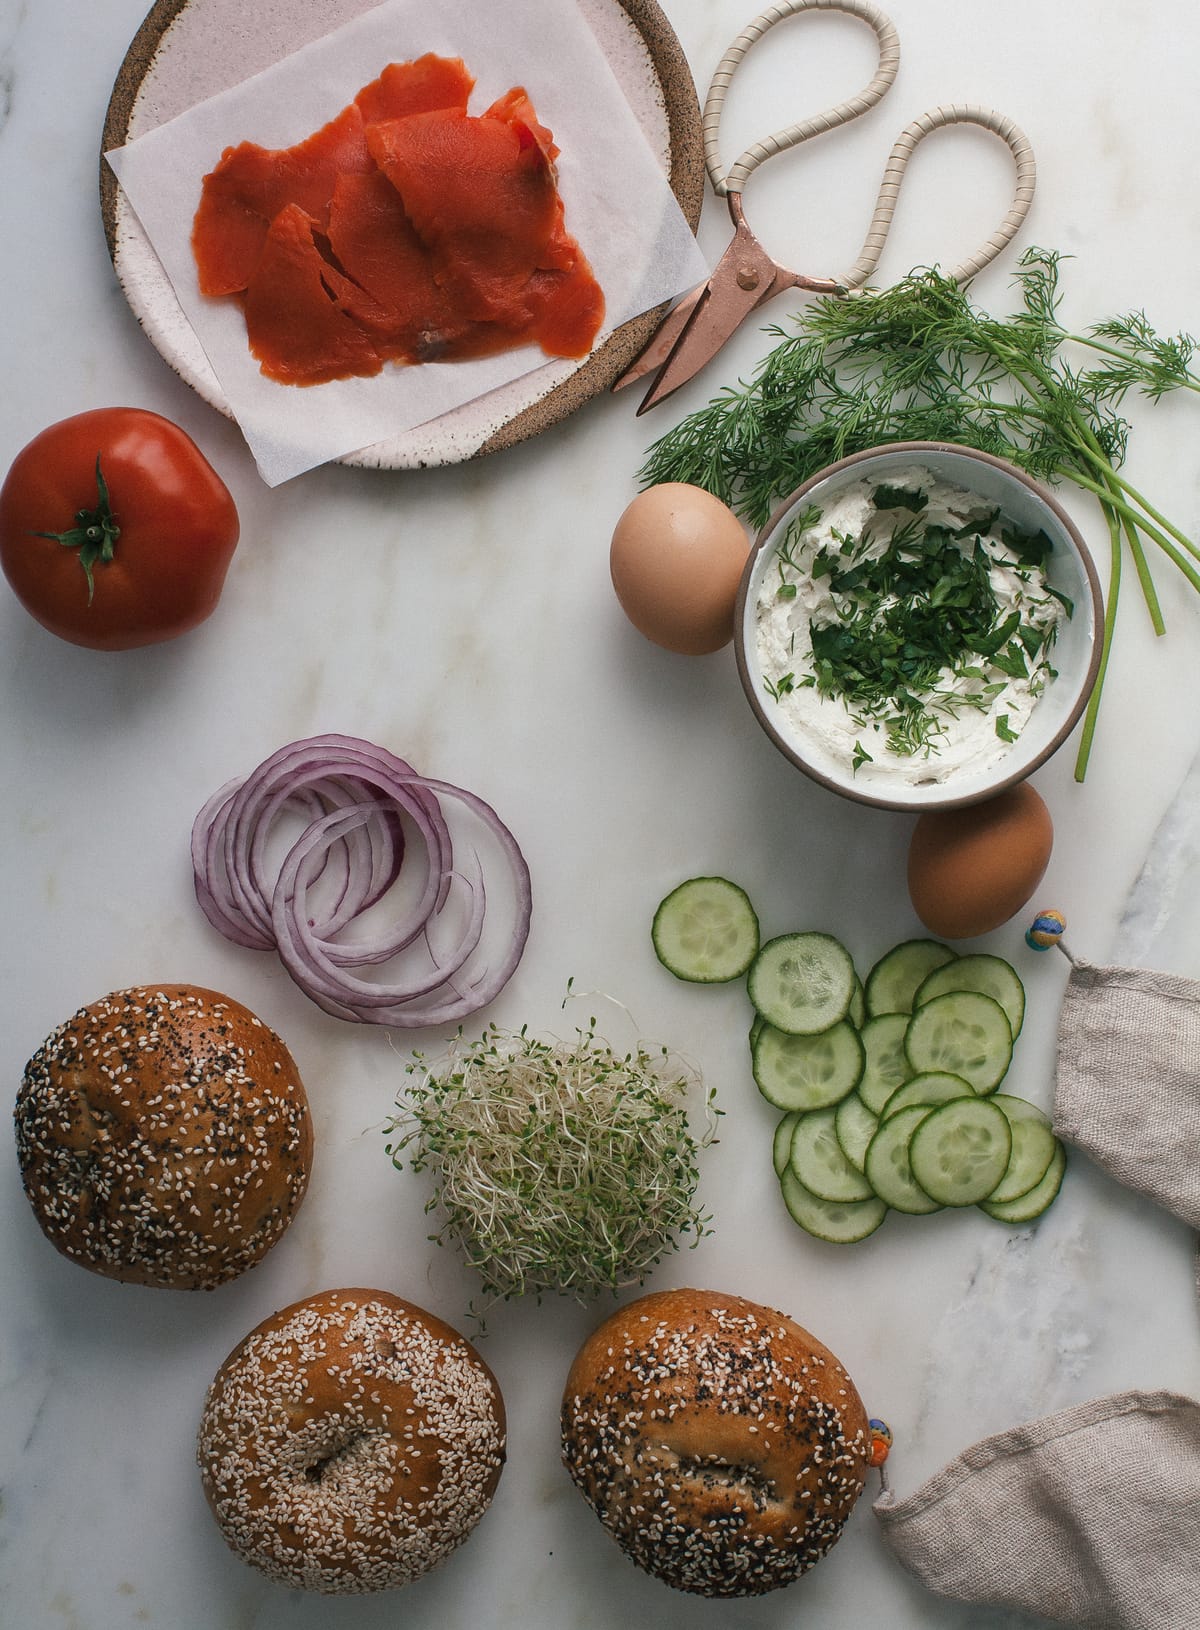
(14, 984, 312, 1290)
(197, 1288, 507, 1594)
(561, 1287, 870, 1597)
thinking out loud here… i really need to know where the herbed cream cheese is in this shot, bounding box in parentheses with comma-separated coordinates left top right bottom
(753, 467, 1069, 787)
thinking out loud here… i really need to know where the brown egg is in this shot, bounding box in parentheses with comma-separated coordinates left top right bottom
(610, 482, 750, 654)
(907, 782, 1054, 939)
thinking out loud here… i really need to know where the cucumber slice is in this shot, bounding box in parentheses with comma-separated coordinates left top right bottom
(779, 1166, 888, 1243)
(652, 876, 760, 982)
(881, 1071, 976, 1120)
(864, 1105, 944, 1214)
(857, 1012, 914, 1114)
(990, 1093, 1052, 1126)
(908, 1098, 1013, 1206)
(772, 1110, 803, 1178)
(904, 991, 1014, 1094)
(864, 938, 954, 1017)
(834, 1091, 879, 1173)
(748, 932, 856, 1035)
(981, 1142, 1067, 1222)
(915, 953, 1026, 1038)
(848, 977, 866, 1030)
(789, 1108, 876, 1203)
(988, 1096, 1058, 1203)
(752, 1019, 864, 1111)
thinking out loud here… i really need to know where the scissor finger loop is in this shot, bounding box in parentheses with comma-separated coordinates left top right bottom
(704, 0, 902, 197)
(841, 104, 1038, 289)
(616, 1, 1039, 411)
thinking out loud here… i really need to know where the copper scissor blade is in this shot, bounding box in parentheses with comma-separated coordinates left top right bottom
(633, 229, 787, 413)
(611, 279, 710, 394)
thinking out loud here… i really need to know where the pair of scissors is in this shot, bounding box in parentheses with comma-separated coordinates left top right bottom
(614, 0, 1037, 414)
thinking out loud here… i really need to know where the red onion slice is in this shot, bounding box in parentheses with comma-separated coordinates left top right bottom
(220, 739, 438, 943)
(190, 735, 532, 1028)
(193, 775, 404, 948)
(270, 803, 484, 999)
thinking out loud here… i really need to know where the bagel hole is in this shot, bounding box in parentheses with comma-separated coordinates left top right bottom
(302, 1430, 372, 1485)
(676, 1455, 775, 1512)
(59, 1088, 117, 1165)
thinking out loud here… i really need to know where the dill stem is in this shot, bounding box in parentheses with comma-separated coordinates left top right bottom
(1133, 527, 1200, 599)
(1063, 454, 1167, 634)
(1098, 467, 1200, 562)
(1055, 386, 1197, 569)
(1008, 354, 1196, 577)
(1118, 507, 1165, 631)
(1074, 499, 1123, 782)
(1057, 464, 1200, 601)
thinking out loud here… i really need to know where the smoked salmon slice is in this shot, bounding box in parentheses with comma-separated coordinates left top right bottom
(527, 257, 609, 359)
(365, 108, 561, 327)
(243, 203, 385, 386)
(193, 103, 372, 298)
(355, 54, 476, 124)
(481, 86, 560, 161)
(192, 55, 474, 298)
(191, 54, 605, 385)
(325, 171, 521, 364)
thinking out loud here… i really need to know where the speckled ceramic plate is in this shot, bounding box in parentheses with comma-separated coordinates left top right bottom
(100, 0, 703, 470)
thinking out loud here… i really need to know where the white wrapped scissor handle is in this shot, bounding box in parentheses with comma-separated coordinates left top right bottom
(702, 0, 1037, 288)
(615, 0, 1037, 411)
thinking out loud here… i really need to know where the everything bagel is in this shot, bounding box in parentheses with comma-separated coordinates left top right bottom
(560, 1286, 870, 1596)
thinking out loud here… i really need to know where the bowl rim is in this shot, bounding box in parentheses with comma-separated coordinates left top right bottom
(732, 441, 1106, 813)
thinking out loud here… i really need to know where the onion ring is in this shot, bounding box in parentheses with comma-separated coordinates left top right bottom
(193, 775, 405, 949)
(191, 735, 532, 1027)
(202, 737, 443, 946)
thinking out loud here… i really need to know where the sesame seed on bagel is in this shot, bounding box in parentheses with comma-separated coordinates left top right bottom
(197, 1288, 507, 1593)
(14, 984, 312, 1290)
(561, 1286, 870, 1597)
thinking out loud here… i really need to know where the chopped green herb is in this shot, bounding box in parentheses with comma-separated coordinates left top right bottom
(872, 484, 928, 511)
(1001, 524, 1054, 567)
(762, 483, 1065, 759)
(953, 508, 1000, 538)
(990, 643, 1031, 680)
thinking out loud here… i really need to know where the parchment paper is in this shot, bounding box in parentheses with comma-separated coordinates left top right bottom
(106, 0, 708, 485)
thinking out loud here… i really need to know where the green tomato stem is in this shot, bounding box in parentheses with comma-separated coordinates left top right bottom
(35, 455, 118, 605)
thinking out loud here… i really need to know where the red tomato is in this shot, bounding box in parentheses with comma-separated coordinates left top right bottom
(0, 407, 240, 650)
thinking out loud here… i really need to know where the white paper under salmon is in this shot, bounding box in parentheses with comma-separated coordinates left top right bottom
(106, 0, 707, 485)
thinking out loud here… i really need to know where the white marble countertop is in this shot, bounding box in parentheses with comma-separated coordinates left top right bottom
(2, 2, 1199, 1626)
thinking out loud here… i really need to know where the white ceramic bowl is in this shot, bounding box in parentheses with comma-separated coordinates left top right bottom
(733, 443, 1105, 813)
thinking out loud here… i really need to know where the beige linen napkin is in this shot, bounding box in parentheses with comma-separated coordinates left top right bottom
(1052, 957, 1200, 1228)
(874, 950, 1200, 1627)
(874, 1390, 1200, 1629)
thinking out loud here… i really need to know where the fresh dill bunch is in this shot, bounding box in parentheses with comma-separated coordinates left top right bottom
(639, 246, 1200, 778)
(1022, 250, 1200, 402)
(1079, 312, 1199, 402)
(383, 1019, 719, 1316)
